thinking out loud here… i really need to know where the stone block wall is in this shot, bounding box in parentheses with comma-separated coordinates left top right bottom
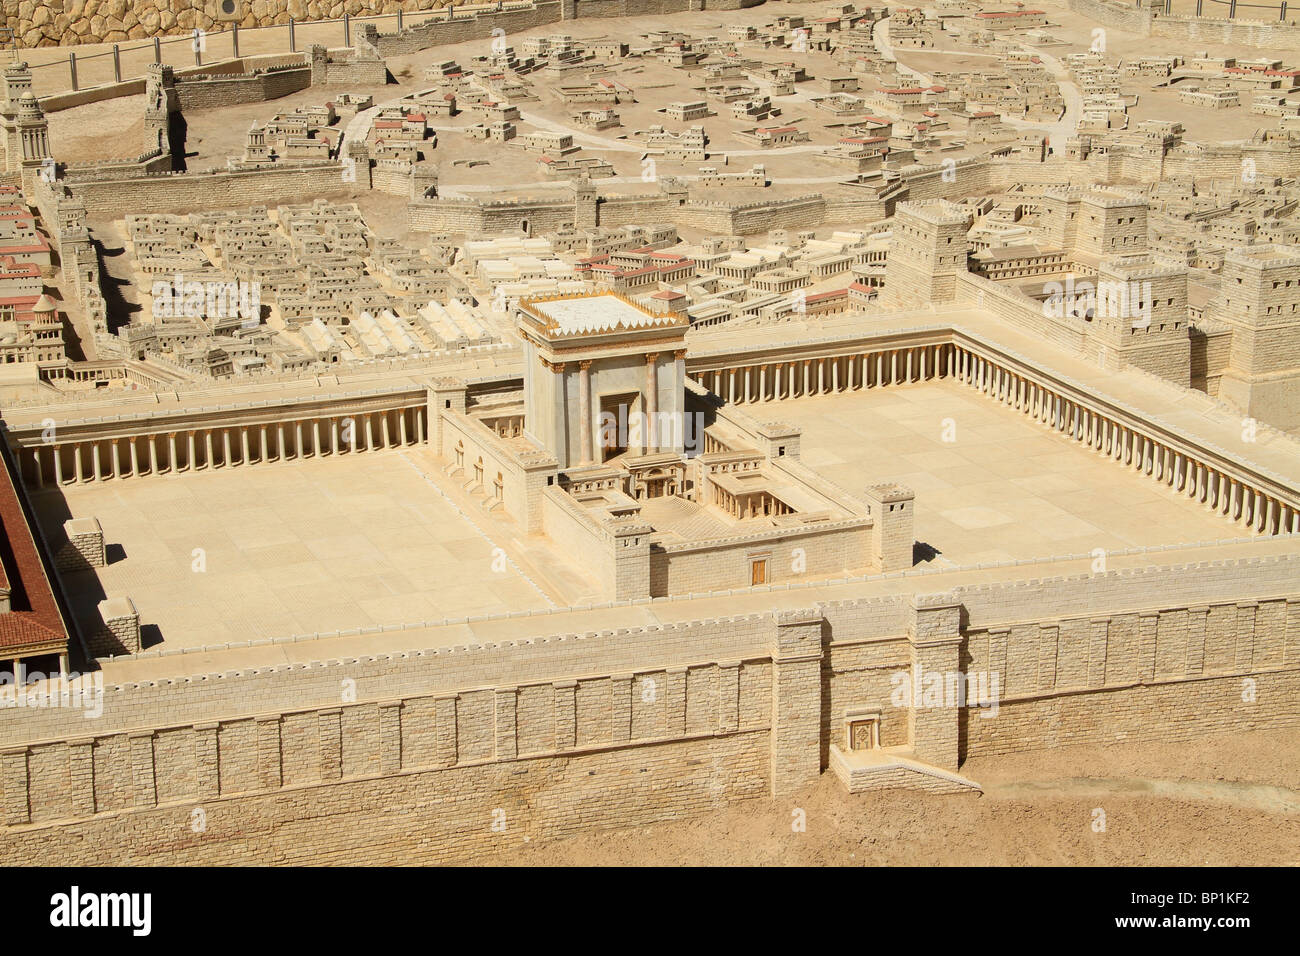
(172, 65, 312, 110)
(65, 161, 355, 217)
(0, 554, 1297, 863)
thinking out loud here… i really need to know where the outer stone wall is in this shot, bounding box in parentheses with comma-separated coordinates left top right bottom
(0, 554, 1296, 864)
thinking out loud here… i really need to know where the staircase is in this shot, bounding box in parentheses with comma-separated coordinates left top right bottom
(829, 744, 981, 795)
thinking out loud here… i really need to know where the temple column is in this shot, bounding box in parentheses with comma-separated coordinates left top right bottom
(53, 446, 64, 485)
(399, 412, 408, 446)
(187, 432, 197, 471)
(110, 441, 121, 479)
(645, 353, 659, 451)
(380, 413, 390, 449)
(168, 433, 179, 473)
(222, 429, 232, 467)
(330, 419, 340, 455)
(204, 430, 214, 469)
(241, 427, 251, 465)
(579, 360, 593, 464)
(128, 438, 139, 477)
(89, 443, 100, 482)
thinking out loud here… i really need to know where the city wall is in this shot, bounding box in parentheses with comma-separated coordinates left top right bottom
(59, 161, 357, 218)
(1067, 0, 1300, 51)
(0, 552, 1295, 864)
(172, 63, 313, 111)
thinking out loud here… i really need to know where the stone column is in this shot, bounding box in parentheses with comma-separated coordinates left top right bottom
(645, 352, 659, 452)
(578, 360, 593, 464)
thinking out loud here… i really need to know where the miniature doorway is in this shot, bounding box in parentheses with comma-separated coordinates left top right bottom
(847, 715, 880, 751)
(599, 391, 641, 461)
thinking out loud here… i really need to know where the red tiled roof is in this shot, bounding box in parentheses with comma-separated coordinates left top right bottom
(0, 443, 70, 654)
(805, 288, 848, 303)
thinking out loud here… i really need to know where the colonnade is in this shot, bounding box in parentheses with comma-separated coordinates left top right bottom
(698, 342, 951, 405)
(19, 405, 428, 488)
(949, 345, 1300, 536)
(689, 338, 1299, 537)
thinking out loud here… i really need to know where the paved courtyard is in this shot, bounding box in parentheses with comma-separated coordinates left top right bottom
(35, 449, 559, 651)
(768, 379, 1236, 566)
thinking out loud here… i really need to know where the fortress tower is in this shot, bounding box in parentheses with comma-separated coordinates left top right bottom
(1210, 244, 1300, 426)
(1091, 255, 1191, 386)
(1073, 189, 1149, 263)
(15, 94, 48, 168)
(881, 199, 972, 311)
(1, 61, 33, 173)
(573, 179, 598, 230)
(143, 64, 177, 161)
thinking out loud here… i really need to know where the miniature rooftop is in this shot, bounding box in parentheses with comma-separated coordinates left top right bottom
(520, 292, 687, 337)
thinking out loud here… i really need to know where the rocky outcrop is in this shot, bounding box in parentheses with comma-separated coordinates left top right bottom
(5, 0, 455, 48)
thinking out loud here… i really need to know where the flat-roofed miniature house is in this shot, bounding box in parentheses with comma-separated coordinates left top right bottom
(517, 292, 689, 470)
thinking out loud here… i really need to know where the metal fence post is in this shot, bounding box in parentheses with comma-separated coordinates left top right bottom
(232, 22, 239, 58)
(1282, 1, 1288, 20)
(344, 14, 351, 46)
(397, 9, 404, 30)
(1228, 0, 1237, 16)
(289, 18, 296, 52)
(112, 44, 121, 82)
(154, 36, 161, 62)
(68, 52, 78, 91)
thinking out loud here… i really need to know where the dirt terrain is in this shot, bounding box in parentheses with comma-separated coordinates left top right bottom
(477, 730, 1300, 866)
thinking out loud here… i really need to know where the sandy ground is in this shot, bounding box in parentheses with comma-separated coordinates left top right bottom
(476, 730, 1300, 865)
